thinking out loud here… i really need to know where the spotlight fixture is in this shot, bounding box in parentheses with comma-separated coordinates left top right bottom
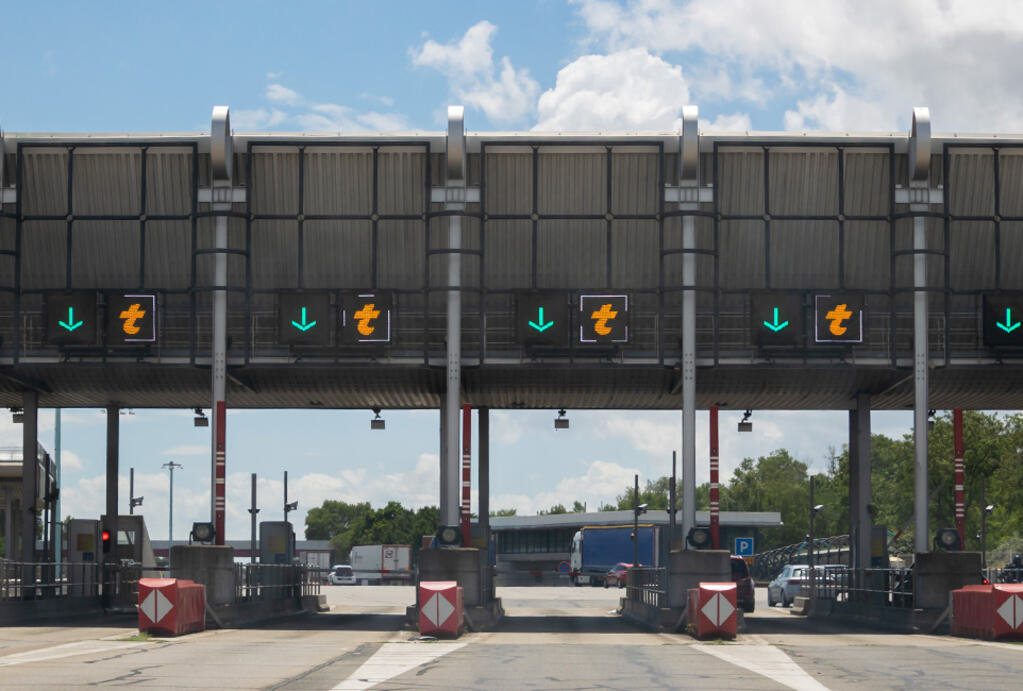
(554, 409, 569, 430)
(130, 496, 144, 510)
(189, 521, 216, 545)
(811, 504, 824, 516)
(193, 407, 209, 427)
(435, 525, 463, 547)
(927, 409, 936, 431)
(285, 500, 298, 515)
(687, 526, 711, 549)
(10, 407, 24, 424)
(738, 409, 753, 433)
(371, 406, 385, 430)
(935, 527, 962, 551)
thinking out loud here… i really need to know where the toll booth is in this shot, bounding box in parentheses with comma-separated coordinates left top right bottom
(99, 514, 157, 571)
(259, 521, 295, 564)
(67, 519, 101, 596)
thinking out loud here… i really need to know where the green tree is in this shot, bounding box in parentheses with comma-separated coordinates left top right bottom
(722, 449, 811, 548)
(305, 500, 371, 541)
(490, 508, 517, 517)
(610, 476, 672, 511)
(539, 504, 568, 515)
(572, 500, 587, 513)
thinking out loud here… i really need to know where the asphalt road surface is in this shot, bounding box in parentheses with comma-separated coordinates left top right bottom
(1, 586, 1020, 689)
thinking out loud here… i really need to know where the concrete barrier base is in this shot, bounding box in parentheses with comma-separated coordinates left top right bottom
(406, 598, 504, 632)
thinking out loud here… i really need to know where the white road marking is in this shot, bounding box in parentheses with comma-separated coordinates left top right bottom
(695, 641, 830, 691)
(331, 641, 467, 690)
(0, 640, 147, 667)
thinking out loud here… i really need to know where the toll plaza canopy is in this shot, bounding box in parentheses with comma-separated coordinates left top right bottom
(2, 110, 1023, 411)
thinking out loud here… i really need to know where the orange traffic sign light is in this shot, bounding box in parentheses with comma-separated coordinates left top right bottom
(341, 292, 392, 344)
(813, 293, 864, 343)
(579, 294, 629, 344)
(106, 293, 157, 344)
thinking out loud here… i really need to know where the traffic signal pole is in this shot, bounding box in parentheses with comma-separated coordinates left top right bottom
(954, 409, 965, 547)
(710, 406, 719, 549)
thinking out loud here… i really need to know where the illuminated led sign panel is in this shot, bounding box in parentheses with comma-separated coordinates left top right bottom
(579, 294, 629, 344)
(278, 292, 332, 346)
(106, 293, 157, 344)
(750, 292, 803, 347)
(516, 293, 568, 347)
(45, 292, 98, 345)
(813, 293, 865, 344)
(341, 292, 393, 344)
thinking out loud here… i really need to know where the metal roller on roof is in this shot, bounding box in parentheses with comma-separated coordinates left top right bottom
(210, 106, 233, 182)
(909, 107, 930, 184)
(446, 105, 465, 183)
(680, 105, 699, 183)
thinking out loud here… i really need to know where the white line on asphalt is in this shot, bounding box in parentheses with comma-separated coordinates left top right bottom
(331, 641, 468, 691)
(694, 642, 831, 691)
(0, 640, 148, 667)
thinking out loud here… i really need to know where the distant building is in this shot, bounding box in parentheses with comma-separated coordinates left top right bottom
(488, 510, 782, 584)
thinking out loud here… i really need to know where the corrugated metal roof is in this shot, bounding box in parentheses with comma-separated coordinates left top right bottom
(489, 510, 783, 530)
(3, 130, 1023, 410)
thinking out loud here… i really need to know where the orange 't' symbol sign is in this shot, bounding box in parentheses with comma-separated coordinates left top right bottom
(591, 303, 618, 336)
(354, 303, 381, 336)
(119, 303, 146, 335)
(825, 303, 852, 336)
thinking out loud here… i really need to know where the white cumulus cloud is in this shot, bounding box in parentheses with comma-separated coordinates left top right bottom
(535, 49, 689, 132)
(412, 21, 540, 125)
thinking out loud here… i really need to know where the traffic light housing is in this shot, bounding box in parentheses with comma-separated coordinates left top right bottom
(101, 530, 112, 554)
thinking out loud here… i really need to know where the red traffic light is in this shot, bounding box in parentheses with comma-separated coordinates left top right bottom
(101, 531, 110, 541)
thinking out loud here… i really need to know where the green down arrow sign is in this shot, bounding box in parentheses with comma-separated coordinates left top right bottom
(528, 307, 554, 332)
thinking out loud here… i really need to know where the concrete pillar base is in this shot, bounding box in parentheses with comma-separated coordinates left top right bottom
(667, 549, 731, 608)
(411, 548, 503, 631)
(170, 545, 237, 606)
(913, 551, 983, 610)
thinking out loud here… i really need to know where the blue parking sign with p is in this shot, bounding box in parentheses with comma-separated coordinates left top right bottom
(735, 537, 754, 556)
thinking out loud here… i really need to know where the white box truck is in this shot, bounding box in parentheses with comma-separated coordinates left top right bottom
(350, 544, 412, 584)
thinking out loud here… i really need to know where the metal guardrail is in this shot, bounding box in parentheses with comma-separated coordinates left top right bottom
(798, 566, 915, 608)
(626, 567, 667, 609)
(0, 559, 149, 604)
(235, 563, 319, 601)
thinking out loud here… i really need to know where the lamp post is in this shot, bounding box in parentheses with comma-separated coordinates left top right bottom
(162, 461, 182, 565)
(808, 476, 824, 602)
(979, 476, 995, 571)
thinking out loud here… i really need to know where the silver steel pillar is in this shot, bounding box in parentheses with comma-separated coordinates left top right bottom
(103, 405, 119, 608)
(210, 106, 232, 544)
(909, 108, 931, 554)
(479, 408, 490, 548)
(20, 391, 39, 592)
(679, 106, 699, 543)
(442, 106, 466, 528)
(848, 393, 871, 572)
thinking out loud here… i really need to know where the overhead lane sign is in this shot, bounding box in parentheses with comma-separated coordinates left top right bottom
(814, 293, 865, 344)
(579, 294, 629, 344)
(341, 292, 392, 344)
(45, 292, 97, 345)
(517, 293, 568, 347)
(278, 292, 332, 346)
(751, 293, 803, 346)
(106, 293, 157, 344)
(983, 294, 1023, 347)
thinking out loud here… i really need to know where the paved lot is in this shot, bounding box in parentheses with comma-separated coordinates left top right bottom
(0, 586, 1020, 689)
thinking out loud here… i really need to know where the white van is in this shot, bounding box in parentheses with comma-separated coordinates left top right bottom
(328, 564, 356, 585)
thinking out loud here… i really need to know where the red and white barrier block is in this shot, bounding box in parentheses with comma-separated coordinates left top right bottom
(687, 582, 738, 639)
(953, 583, 1023, 640)
(418, 580, 464, 637)
(138, 578, 206, 636)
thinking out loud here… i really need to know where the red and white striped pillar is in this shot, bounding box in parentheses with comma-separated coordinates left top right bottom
(954, 408, 965, 548)
(710, 406, 720, 549)
(461, 404, 472, 546)
(214, 401, 226, 543)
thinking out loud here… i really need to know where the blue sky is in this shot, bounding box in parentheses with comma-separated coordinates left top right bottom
(4, 1, 1023, 540)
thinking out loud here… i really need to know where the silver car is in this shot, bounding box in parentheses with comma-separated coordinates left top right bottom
(767, 564, 809, 607)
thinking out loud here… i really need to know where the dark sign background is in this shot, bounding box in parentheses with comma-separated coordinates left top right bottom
(813, 293, 865, 343)
(751, 292, 803, 346)
(278, 292, 332, 346)
(516, 292, 569, 347)
(106, 293, 157, 344)
(579, 294, 629, 344)
(45, 292, 98, 345)
(983, 294, 1023, 347)
(341, 292, 393, 344)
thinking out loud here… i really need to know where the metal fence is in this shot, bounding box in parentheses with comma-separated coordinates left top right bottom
(797, 566, 915, 608)
(0, 559, 144, 604)
(626, 567, 667, 609)
(235, 562, 319, 601)
(752, 535, 850, 582)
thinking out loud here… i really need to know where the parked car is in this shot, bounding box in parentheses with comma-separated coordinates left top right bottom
(731, 556, 755, 612)
(328, 564, 357, 586)
(767, 564, 809, 607)
(604, 562, 633, 588)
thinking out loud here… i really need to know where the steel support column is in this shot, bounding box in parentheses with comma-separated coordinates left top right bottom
(442, 106, 466, 528)
(20, 391, 38, 596)
(679, 106, 699, 544)
(909, 108, 931, 555)
(953, 409, 965, 547)
(210, 106, 232, 545)
(461, 404, 472, 545)
(848, 393, 871, 574)
(479, 407, 490, 550)
(103, 405, 119, 608)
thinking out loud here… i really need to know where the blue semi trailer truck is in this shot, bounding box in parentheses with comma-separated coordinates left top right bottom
(569, 524, 661, 586)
